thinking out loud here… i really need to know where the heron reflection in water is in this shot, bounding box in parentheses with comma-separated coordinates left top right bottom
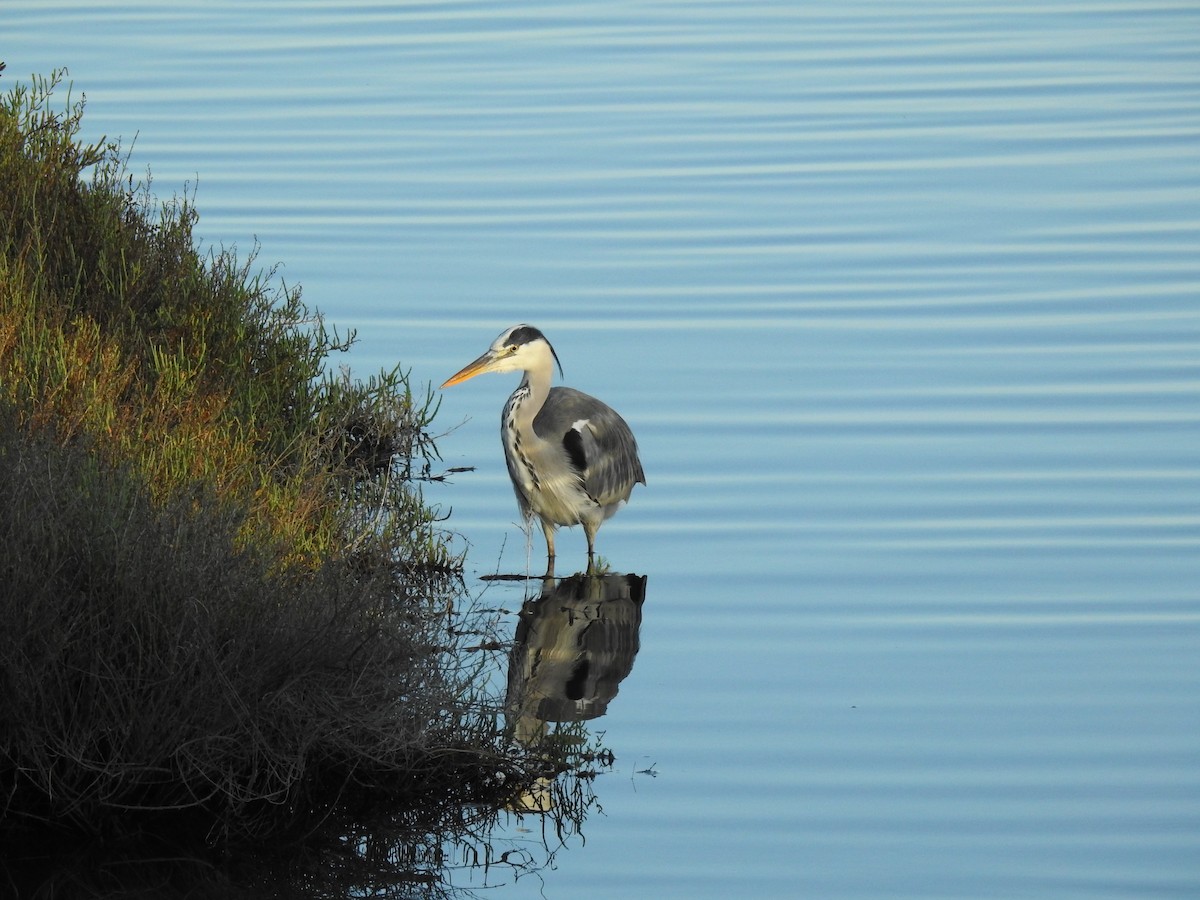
(441, 325, 645, 574)
(506, 573, 648, 748)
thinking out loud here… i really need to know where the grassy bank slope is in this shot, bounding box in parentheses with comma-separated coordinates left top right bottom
(0, 68, 528, 851)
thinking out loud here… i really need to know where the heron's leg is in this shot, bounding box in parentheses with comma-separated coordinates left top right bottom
(583, 520, 599, 574)
(540, 520, 558, 578)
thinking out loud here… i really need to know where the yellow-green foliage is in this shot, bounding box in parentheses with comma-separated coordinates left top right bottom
(0, 70, 448, 570)
(0, 69, 516, 853)
(0, 71, 604, 879)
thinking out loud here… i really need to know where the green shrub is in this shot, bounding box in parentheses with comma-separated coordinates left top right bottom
(0, 67, 540, 855)
(0, 69, 454, 570)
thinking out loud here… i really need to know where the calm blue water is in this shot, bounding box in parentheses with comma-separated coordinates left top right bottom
(9, 2, 1200, 896)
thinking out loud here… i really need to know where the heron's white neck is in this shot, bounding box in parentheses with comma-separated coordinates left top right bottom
(513, 363, 552, 433)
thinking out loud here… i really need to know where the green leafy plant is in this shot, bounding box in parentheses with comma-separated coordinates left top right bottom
(0, 68, 580, 867)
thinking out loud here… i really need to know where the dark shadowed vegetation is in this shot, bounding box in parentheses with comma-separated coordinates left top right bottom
(0, 67, 605, 897)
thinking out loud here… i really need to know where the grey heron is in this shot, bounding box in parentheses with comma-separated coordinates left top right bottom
(441, 324, 645, 573)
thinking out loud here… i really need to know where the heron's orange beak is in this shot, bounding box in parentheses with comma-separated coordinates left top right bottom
(441, 350, 497, 388)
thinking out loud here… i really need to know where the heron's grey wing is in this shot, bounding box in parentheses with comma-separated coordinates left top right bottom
(538, 387, 645, 506)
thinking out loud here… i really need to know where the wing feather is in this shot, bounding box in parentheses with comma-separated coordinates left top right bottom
(536, 387, 645, 508)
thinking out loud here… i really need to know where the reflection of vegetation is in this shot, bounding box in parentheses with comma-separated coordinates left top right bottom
(0, 68, 607, 895)
(305, 721, 612, 899)
(5, 658, 611, 899)
(5, 713, 611, 898)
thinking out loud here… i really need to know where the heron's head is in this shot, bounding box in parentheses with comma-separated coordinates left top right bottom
(441, 324, 564, 388)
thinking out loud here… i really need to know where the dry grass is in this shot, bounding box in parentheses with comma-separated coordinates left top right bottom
(0, 417, 471, 841)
